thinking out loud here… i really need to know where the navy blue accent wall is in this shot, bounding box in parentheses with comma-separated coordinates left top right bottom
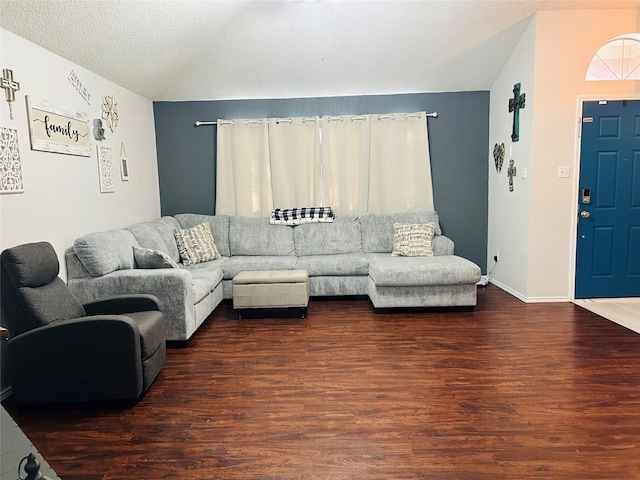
(153, 92, 489, 272)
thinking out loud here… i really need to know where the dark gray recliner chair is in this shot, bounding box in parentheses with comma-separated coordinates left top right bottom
(1, 241, 166, 405)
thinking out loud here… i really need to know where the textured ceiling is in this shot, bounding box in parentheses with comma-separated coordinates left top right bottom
(1, 0, 638, 101)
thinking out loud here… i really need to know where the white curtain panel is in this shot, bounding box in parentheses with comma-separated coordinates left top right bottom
(368, 112, 434, 213)
(321, 115, 371, 214)
(216, 112, 434, 217)
(268, 117, 321, 209)
(215, 119, 273, 217)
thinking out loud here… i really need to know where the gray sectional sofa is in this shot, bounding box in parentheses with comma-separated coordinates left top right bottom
(65, 211, 481, 342)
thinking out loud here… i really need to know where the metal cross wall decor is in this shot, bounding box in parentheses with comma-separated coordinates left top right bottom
(508, 83, 525, 142)
(507, 159, 517, 192)
(1, 69, 20, 120)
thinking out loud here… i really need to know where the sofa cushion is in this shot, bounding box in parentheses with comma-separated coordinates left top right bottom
(432, 235, 455, 256)
(149, 217, 182, 262)
(295, 253, 369, 276)
(360, 211, 442, 253)
(222, 256, 298, 280)
(391, 223, 435, 257)
(74, 230, 138, 277)
(174, 223, 221, 266)
(294, 215, 362, 256)
(127, 223, 171, 256)
(126, 217, 181, 262)
(229, 216, 295, 256)
(133, 247, 179, 269)
(366, 253, 481, 287)
(175, 214, 231, 257)
(182, 262, 224, 305)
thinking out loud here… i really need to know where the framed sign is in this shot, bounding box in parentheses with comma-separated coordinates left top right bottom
(26, 96, 91, 157)
(97, 145, 115, 193)
(0, 126, 25, 194)
(120, 143, 129, 181)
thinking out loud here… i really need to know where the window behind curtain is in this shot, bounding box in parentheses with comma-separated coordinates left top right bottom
(215, 112, 433, 217)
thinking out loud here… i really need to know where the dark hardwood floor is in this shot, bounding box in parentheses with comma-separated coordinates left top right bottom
(4, 285, 640, 479)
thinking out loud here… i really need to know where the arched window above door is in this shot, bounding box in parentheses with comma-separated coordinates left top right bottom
(586, 34, 640, 81)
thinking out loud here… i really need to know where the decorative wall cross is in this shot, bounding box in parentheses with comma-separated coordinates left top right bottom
(507, 159, 516, 192)
(1, 69, 20, 120)
(508, 82, 525, 142)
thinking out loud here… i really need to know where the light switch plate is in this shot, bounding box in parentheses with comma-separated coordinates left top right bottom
(558, 166, 571, 178)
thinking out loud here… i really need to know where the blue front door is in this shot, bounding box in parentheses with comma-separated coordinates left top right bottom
(575, 100, 640, 298)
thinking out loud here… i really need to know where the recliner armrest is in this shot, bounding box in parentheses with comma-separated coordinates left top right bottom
(9, 315, 141, 355)
(83, 294, 162, 315)
(7, 315, 144, 403)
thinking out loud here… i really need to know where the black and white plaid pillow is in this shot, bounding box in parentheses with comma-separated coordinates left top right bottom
(270, 207, 335, 225)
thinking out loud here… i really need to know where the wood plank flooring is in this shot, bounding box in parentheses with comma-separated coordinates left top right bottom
(4, 285, 640, 479)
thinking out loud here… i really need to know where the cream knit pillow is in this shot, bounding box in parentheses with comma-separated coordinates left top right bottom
(391, 223, 436, 257)
(174, 222, 221, 266)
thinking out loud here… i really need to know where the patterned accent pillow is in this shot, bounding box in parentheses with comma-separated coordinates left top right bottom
(173, 222, 221, 266)
(391, 223, 436, 257)
(133, 246, 180, 269)
(270, 207, 335, 225)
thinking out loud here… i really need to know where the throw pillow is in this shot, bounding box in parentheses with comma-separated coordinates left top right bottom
(173, 222, 221, 266)
(133, 246, 180, 269)
(391, 223, 436, 257)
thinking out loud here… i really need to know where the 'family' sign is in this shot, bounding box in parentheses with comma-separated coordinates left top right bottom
(26, 96, 91, 157)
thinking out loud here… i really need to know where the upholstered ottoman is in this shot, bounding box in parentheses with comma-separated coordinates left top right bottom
(232, 270, 309, 319)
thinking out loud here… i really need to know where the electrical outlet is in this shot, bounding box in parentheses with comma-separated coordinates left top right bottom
(494, 250, 499, 262)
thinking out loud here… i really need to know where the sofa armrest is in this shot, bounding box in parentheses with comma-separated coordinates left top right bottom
(433, 235, 455, 256)
(7, 316, 143, 402)
(68, 268, 192, 304)
(83, 294, 162, 315)
(67, 268, 194, 341)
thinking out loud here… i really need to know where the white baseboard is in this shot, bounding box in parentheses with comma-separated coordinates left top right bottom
(523, 296, 570, 303)
(489, 278, 527, 302)
(488, 279, 569, 303)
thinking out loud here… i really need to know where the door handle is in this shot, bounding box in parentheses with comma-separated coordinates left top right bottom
(580, 211, 590, 219)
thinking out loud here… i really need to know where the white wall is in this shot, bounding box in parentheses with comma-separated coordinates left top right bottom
(0, 29, 160, 281)
(528, 9, 639, 301)
(487, 16, 536, 300)
(488, 9, 639, 302)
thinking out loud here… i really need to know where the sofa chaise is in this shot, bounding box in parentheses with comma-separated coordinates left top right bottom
(66, 211, 481, 342)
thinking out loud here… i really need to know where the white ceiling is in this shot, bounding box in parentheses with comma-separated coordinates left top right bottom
(1, 0, 638, 101)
